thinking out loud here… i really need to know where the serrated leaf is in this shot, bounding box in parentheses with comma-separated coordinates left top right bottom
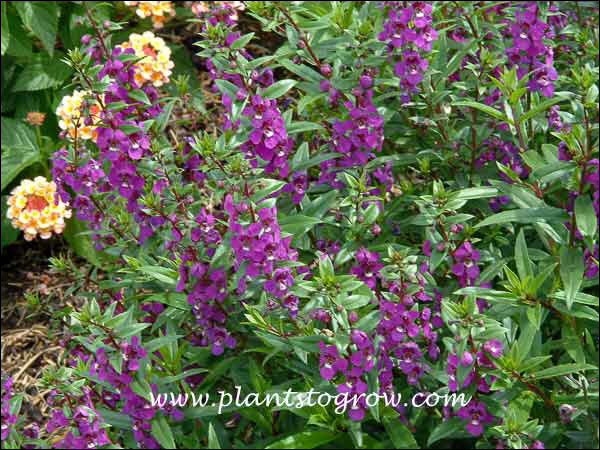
(1, 118, 40, 190)
(12, 59, 71, 91)
(14, 1, 59, 57)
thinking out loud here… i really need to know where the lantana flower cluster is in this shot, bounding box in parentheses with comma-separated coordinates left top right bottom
(6, 177, 72, 241)
(5, 2, 593, 449)
(124, 1, 175, 28)
(118, 31, 174, 87)
(55, 89, 104, 141)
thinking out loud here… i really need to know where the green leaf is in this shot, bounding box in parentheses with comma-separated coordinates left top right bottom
(291, 153, 340, 172)
(303, 190, 338, 219)
(427, 417, 472, 446)
(1, 196, 20, 251)
(287, 121, 323, 134)
(214, 80, 239, 100)
(1, 2, 9, 55)
(279, 59, 324, 83)
(119, 124, 143, 135)
(156, 98, 177, 131)
(574, 195, 598, 237)
(208, 422, 221, 449)
(532, 363, 598, 380)
(198, 357, 237, 392)
(138, 266, 178, 286)
(319, 254, 334, 279)
(518, 356, 552, 373)
(12, 59, 71, 91)
(252, 179, 287, 203)
(551, 291, 599, 307)
(451, 186, 499, 201)
(95, 408, 132, 429)
(144, 335, 184, 354)
(526, 303, 542, 330)
(231, 32, 254, 50)
(528, 263, 557, 295)
(563, 323, 586, 364)
(279, 215, 321, 237)
(453, 287, 519, 304)
(14, 1, 59, 57)
(442, 37, 480, 83)
(151, 415, 177, 449)
(518, 96, 571, 123)
(260, 79, 297, 99)
(265, 431, 338, 449)
(560, 246, 585, 309)
(453, 100, 512, 124)
(516, 318, 537, 362)
(339, 294, 371, 310)
(383, 418, 419, 449)
(474, 207, 568, 228)
(128, 89, 152, 106)
(515, 229, 533, 280)
(63, 217, 103, 268)
(1, 118, 40, 191)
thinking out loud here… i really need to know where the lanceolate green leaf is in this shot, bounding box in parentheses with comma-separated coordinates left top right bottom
(560, 246, 585, 309)
(475, 207, 568, 228)
(265, 431, 338, 449)
(1, 2, 9, 55)
(532, 363, 598, 380)
(453, 100, 513, 124)
(260, 79, 297, 99)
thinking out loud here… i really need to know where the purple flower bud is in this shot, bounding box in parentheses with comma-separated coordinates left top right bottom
(360, 75, 373, 89)
(320, 63, 332, 77)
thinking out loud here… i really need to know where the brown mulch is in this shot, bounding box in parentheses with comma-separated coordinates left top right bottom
(1, 238, 80, 425)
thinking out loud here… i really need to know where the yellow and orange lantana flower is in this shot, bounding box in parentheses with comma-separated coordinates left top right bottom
(118, 31, 174, 88)
(124, 1, 175, 29)
(6, 177, 72, 241)
(55, 90, 103, 141)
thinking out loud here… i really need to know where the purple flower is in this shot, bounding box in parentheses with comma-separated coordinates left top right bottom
(452, 241, 481, 287)
(319, 342, 348, 380)
(457, 400, 496, 436)
(351, 247, 383, 289)
(483, 339, 504, 358)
